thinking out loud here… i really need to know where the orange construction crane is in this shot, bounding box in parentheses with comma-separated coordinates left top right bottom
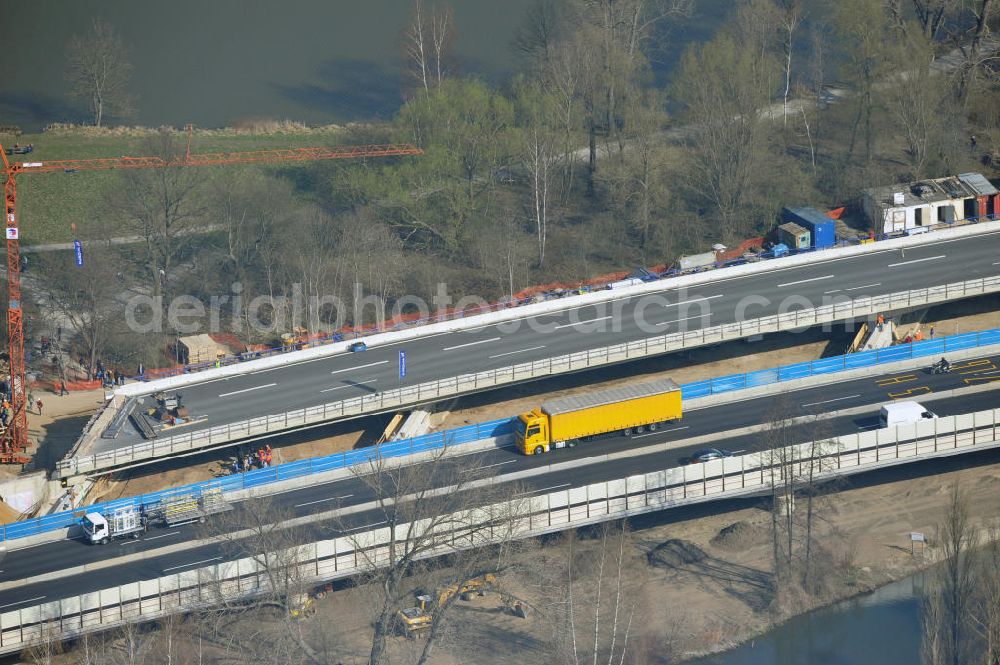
(0, 133, 421, 463)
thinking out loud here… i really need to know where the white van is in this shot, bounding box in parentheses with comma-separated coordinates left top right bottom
(879, 401, 938, 428)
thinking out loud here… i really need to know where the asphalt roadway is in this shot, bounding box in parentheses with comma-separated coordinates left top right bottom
(98, 229, 1000, 453)
(6, 355, 1000, 607)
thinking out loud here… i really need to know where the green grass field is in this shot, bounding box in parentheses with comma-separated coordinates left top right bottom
(2, 126, 357, 244)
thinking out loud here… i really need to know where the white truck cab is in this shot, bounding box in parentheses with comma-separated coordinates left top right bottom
(82, 507, 146, 544)
(879, 401, 938, 428)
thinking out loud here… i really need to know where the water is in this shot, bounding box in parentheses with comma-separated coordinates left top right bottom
(1, 0, 536, 131)
(690, 574, 926, 665)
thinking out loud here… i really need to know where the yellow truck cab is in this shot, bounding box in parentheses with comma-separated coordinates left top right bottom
(516, 409, 550, 456)
(515, 379, 682, 455)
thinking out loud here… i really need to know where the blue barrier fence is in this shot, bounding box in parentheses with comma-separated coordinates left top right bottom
(5, 326, 999, 543)
(0, 418, 513, 542)
(680, 328, 1000, 398)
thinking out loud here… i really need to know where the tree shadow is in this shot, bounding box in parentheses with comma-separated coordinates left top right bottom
(31, 414, 91, 472)
(646, 538, 775, 613)
(270, 58, 404, 122)
(0, 90, 87, 131)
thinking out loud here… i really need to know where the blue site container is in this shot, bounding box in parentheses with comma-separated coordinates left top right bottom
(781, 207, 835, 249)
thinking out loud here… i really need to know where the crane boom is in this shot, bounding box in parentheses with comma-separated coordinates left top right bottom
(0, 137, 421, 463)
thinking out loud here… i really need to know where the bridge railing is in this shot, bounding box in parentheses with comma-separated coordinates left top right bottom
(4, 407, 999, 655)
(63, 218, 1000, 458)
(55, 274, 1000, 478)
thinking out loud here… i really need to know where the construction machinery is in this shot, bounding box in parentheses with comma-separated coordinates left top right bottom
(0, 129, 421, 464)
(396, 573, 498, 637)
(290, 583, 333, 620)
(516, 378, 682, 455)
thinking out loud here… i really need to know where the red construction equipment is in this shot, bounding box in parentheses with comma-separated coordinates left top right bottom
(0, 131, 421, 463)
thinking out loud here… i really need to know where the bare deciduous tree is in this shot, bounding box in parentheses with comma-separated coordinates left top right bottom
(759, 399, 842, 606)
(106, 131, 205, 306)
(972, 529, 1000, 665)
(65, 19, 135, 127)
(834, 0, 893, 165)
(937, 484, 978, 665)
(344, 445, 529, 665)
(532, 522, 646, 665)
(35, 240, 121, 379)
(673, 30, 778, 242)
(514, 77, 562, 266)
(774, 0, 805, 128)
(403, 0, 456, 95)
(203, 495, 330, 665)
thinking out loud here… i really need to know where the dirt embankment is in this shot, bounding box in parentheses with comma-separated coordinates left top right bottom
(300, 451, 1000, 664)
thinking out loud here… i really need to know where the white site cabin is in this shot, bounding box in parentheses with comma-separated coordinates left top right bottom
(862, 173, 999, 235)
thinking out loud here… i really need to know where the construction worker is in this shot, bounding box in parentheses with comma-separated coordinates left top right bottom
(914, 330, 923, 342)
(59, 380, 68, 396)
(36, 399, 43, 415)
(930, 326, 935, 339)
(877, 314, 885, 331)
(265, 449, 272, 466)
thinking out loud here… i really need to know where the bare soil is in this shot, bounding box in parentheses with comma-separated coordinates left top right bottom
(0, 386, 107, 482)
(299, 449, 1000, 664)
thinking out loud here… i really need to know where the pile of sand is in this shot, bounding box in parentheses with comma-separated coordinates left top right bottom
(0, 499, 24, 524)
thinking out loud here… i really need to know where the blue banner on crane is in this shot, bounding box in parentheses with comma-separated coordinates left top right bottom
(73, 240, 84, 267)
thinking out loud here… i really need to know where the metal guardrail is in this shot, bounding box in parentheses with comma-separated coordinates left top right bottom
(4, 407, 999, 655)
(7, 324, 999, 544)
(55, 274, 1000, 478)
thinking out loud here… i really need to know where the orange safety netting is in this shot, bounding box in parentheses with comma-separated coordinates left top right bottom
(32, 378, 102, 393)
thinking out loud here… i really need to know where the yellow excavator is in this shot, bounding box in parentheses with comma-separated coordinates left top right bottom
(396, 573, 525, 637)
